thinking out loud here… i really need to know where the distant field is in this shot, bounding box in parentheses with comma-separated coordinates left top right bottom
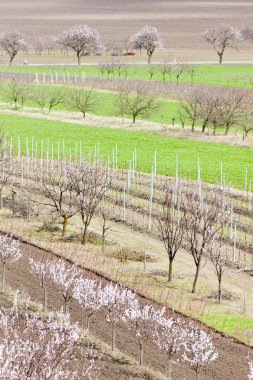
(2, 113, 252, 189)
(0, 0, 253, 62)
(2, 65, 253, 89)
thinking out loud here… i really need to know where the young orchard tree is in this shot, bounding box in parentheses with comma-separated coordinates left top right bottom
(153, 317, 187, 380)
(73, 278, 103, 334)
(0, 161, 12, 209)
(157, 181, 186, 282)
(172, 64, 188, 85)
(123, 299, 165, 365)
(32, 85, 50, 112)
(59, 24, 103, 65)
(29, 258, 52, 311)
(0, 235, 21, 290)
(0, 304, 97, 379)
(0, 32, 27, 66)
(69, 88, 97, 118)
(159, 61, 173, 82)
(100, 283, 136, 351)
(183, 188, 230, 293)
(216, 88, 252, 135)
(179, 89, 203, 132)
(6, 76, 32, 109)
(76, 165, 111, 245)
(34, 164, 80, 239)
(202, 26, 241, 64)
(130, 25, 163, 64)
(50, 259, 80, 314)
(115, 83, 159, 124)
(182, 328, 218, 380)
(207, 234, 228, 304)
(47, 87, 66, 113)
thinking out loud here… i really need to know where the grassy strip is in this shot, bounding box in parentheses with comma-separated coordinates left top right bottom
(1, 113, 252, 189)
(1, 65, 253, 88)
(201, 314, 253, 344)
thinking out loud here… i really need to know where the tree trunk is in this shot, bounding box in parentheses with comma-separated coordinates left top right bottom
(196, 370, 200, 380)
(112, 324, 116, 351)
(62, 216, 68, 239)
(2, 263, 6, 290)
(167, 357, 172, 380)
(63, 298, 69, 315)
(81, 223, 88, 245)
(218, 279, 222, 304)
(225, 124, 230, 135)
(83, 112, 86, 118)
(148, 54, 152, 64)
(168, 260, 173, 282)
(139, 343, 144, 365)
(133, 115, 136, 124)
(192, 258, 201, 294)
(218, 52, 223, 64)
(77, 53, 81, 65)
(9, 55, 15, 67)
(43, 286, 48, 311)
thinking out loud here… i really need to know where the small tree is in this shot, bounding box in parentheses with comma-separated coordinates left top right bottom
(123, 299, 165, 365)
(100, 283, 136, 351)
(0, 32, 27, 66)
(183, 188, 230, 293)
(6, 76, 32, 110)
(115, 83, 159, 124)
(130, 25, 163, 64)
(154, 317, 186, 380)
(59, 24, 102, 65)
(172, 64, 187, 85)
(182, 328, 218, 380)
(76, 165, 110, 245)
(47, 87, 65, 112)
(50, 259, 80, 314)
(29, 258, 52, 311)
(207, 234, 228, 303)
(157, 181, 186, 282)
(73, 278, 103, 334)
(202, 26, 240, 64)
(0, 235, 21, 290)
(69, 88, 97, 118)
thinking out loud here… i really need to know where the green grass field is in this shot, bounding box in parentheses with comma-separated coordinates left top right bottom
(1, 113, 252, 189)
(201, 314, 253, 344)
(1, 64, 253, 88)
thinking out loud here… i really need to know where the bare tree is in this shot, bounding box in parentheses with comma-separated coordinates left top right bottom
(6, 76, 32, 109)
(172, 64, 188, 85)
(179, 89, 202, 132)
(47, 87, 65, 112)
(183, 188, 230, 293)
(130, 25, 163, 64)
(207, 234, 228, 303)
(202, 26, 240, 64)
(115, 83, 159, 123)
(59, 24, 103, 65)
(76, 165, 110, 245)
(69, 88, 97, 118)
(159, 61, 173, 82)
(33, 164, 80, 239)
(157, 181, 186, 282)
(0, 32, 27, 66)
(29, 258, 52, 311)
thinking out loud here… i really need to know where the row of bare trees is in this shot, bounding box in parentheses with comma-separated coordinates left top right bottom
(179, 87, 253, 136)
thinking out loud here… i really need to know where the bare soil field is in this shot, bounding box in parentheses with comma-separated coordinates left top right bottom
(3, 240, 252, 380)
(1, 0, 253, 62)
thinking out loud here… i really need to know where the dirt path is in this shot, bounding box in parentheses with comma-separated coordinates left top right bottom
(3, 240, 251, 380)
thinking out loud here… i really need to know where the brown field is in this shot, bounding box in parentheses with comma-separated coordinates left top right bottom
(1, 0, 253, 62)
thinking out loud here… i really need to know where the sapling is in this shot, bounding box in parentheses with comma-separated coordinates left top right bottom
(29, 258, 52, 311)
(182, 328, 218, 380)
(0, 235, 21, 290)
(49, 259, 80, 314)
(73, 278, 103, 334)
